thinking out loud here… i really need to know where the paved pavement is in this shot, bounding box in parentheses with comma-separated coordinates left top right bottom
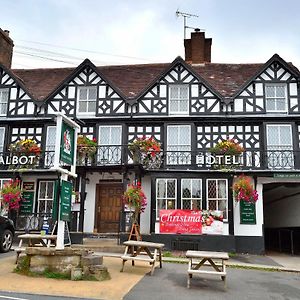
(124, 262, 300, 300)
(0, 249, 299, 300)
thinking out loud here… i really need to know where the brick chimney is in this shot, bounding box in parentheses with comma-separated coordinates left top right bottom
(184, 29, 212, 64)
(0, 28, 14, 69)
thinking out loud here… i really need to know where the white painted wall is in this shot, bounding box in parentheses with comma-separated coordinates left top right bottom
(140, 176, 151, 234)
(233, 179, 264, 237)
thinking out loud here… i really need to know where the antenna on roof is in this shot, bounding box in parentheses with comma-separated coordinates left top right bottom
(176, 10, 199, 39)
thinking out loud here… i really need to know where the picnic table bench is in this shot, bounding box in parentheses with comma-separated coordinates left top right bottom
(120, 240, 165, 275)
(15, 233, 57, 264)
(186, 250, 229, 288)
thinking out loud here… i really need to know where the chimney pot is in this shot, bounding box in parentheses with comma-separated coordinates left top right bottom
(194, 28, 201, 32)
(4, 30, 10, 36)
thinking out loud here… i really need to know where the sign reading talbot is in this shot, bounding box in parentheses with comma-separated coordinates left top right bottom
(0, 155, 36, 165)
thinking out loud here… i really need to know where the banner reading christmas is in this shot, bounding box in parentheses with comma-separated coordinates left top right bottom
(159, 209, 223, 235)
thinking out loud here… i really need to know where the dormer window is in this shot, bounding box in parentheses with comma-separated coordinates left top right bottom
(0, 88, 9, 116)
(77, 86, 97, 115)
(265, 84, 287, 113)
(169, 85, 189, 115)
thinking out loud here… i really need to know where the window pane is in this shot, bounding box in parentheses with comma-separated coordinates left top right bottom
(46, 127, 56, 151)
(167, 180, 176, 198)
(167, 199, 175, 209)
(79, 88, 87, 100)
(276, 98, 286, 111)
(182, 179, 191, 198)
(192, 180, 201, 198)
(279, 126, 292, 146)
(266, 99, 276, 111)
(168, 127, 178, 145)
(218, 180, 227, 198)
(208, 200, 217, 210)
(182, 199, 191, 210)
(180, 86, 188, 99)
(267, 126, 279, 145)
(276, 86, 285, 97)
(266, 86, 275, 97)
(87, 101, 96, 112)
(0, 103, 7, 115)
(111, 127, 122, 145)
(170, 100, 179, 112)
(46, 182, 54, 199)
(157, 179, 166, 198)
(170, 86, 178, 99)
(79, 101, 87, 112)
(88, 87, 97, 99)
(207, 180, 217, 198)
(179, 126, 191, 144)
(180, 100, 188, 112)
(99, 127, 110, 144)
(39, 182, 46, 199)
(0, 128, 5, 152)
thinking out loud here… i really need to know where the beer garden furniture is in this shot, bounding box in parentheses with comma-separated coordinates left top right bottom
(186, 250, 229, 288)
(15, 233, 57, 263)
(120, 240, 165, 275)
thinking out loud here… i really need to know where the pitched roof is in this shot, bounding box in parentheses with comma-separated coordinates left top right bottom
(10, 58, 299, 101)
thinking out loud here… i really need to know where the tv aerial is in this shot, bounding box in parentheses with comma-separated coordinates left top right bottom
(176, 10, 202, 39)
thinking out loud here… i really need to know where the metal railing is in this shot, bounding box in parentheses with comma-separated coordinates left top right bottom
(0, 147, 298, 171)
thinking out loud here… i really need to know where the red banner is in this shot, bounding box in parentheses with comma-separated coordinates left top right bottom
(159, 210, 202, 234)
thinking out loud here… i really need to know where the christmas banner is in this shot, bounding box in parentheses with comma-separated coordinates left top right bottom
(159, 209, 223, 235)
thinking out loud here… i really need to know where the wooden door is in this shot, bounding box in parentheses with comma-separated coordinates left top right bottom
(96, 183, 123, 233)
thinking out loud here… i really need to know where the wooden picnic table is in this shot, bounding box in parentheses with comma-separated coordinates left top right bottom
(15, 233, 57, 263)
(186, 250, 229, 288)
(120, 240, 165, 275)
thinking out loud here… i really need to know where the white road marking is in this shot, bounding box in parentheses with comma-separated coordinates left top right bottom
(0, 295, 29, 300)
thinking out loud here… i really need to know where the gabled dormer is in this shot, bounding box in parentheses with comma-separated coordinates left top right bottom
(44, 59, 127, 118)
(232, 54, 300, 114)
(135, 57, 222, 116)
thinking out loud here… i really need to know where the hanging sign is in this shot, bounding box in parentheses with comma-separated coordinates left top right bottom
(60, 180, 72, 222)
(60, 121, 75, 165)
(240, 201, 256, 224)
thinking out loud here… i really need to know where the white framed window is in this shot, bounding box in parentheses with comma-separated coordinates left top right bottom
(169, 85, 189, 115)
(0, 88, 9, 116)
(181, 179, 202, 210)
(77, 86, 97, 115)
(37, 181, 55, 214)
(45, 126, 56, 167)
(167, 125, 191, 164)
(156, 178, 177, 220)
(0, 127, 5, 152)
(206, 179, 228, 221)
(265, 84, 287, 113)
(266, 124, 294, 169)
(98, 126, 122, 164)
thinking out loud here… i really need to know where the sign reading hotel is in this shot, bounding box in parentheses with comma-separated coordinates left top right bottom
(60, 121, 75, 165)
(160, 209, 223, 235)
(196, 154, 242, 166)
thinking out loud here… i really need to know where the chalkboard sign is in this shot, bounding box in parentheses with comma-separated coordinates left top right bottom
(240, 201, 256, 224)
(60, 180, 72, 222)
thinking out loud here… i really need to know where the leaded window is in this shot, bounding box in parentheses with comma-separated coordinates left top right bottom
(181, 179, 202, 210)
(167, 125, 191, 164)
(206, 179, 228, 220)
(37, 181, 55, 214)
(266, 124, 294, 169)
(45, 126, 56, 167)
(156, 178, 177, 219)
(0, 88, 8, 116)
(98, 126, 122, 164)
(0, 127, 5, 153)
(265, 84, 287, 113)
(77, 86, 97, 114)
(169, 85, 189, 115)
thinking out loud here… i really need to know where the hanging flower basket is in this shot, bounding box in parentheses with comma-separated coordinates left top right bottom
(128, 136, 162, 169)
(0, 179, 22, 211)
(233, 175, 258, 203)
(77, 135, 97, 160)
(122, 181, 147, 224)
(210, 139, 244, 170)
(9, 139, 41, 169)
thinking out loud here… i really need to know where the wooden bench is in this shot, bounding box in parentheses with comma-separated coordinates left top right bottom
(120, 240, 164, 275)
(186, 250, 229, 288)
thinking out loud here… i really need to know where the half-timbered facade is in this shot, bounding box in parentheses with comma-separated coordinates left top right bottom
(0, 28, 300, 254)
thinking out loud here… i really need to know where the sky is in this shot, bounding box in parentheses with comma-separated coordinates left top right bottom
(1, 0, 300, 69)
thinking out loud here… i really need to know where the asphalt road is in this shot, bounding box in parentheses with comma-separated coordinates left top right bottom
(124, 262, 300, 300)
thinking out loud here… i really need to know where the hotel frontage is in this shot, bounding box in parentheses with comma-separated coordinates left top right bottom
(0, 28, 300, 254)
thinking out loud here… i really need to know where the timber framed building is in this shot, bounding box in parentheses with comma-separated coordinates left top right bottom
(0, 28, 300, 254)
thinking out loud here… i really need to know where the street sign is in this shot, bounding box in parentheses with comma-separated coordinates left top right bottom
(240, 201, 256, 224)
(274, 173, 300, 178)
(60, 121, 75, 165)
(60, 180, 72, 222)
